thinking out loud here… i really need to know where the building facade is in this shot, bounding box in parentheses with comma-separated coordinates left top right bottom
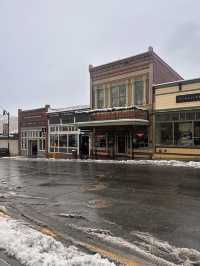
(47, 106, 90, 159)
(0, 134, 18, 156)
(153, 78, 200, 159)
(18, 105, 49, 157)
(77, 47, 182, 159)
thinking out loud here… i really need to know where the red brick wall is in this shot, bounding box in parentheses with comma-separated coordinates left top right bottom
(18, 105, 49, 156)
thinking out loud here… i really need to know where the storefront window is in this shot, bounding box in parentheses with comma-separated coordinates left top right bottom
(68, 134, 77, 147)
(156, 112, 198, 147)
(50, 135, 58, 148)
(59, 135, 68, 147)
(174, 122, 193, 146)
(194, 122, 200, 145)
(156, 123, 173, 145)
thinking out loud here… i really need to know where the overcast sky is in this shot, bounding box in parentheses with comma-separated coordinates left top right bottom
(0, 0, 200, 115)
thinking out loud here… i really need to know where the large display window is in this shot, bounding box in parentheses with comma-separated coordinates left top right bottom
(156, 110, 200, 147)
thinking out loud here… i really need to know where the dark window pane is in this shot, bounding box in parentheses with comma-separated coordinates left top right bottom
(196, 111, 200, 120)
(170, 112, 179, 121)
(61, 114, 74, 124)
(156, 113, 170, 122)
(156, 123, 173, 145)
(75, 113, 90, 122)
(49, 116, 60, 124)
(68, 135, 77, 147)
(186, 112, 195, 121)
(180, 112, 186, 120)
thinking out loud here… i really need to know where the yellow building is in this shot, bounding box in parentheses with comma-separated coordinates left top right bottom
(153, 78, 200, 160)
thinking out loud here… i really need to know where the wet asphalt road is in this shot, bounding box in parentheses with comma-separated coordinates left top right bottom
(0, 158, 200, 265)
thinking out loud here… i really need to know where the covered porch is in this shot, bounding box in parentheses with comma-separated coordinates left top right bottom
(76, 107, 152, 160)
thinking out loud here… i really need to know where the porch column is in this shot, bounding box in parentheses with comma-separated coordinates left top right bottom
(129, 128, 133, 160)
(91, 128, 96, 159)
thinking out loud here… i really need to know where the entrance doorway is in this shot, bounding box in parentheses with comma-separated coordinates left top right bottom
(116, 135, 128, 155)
(28, 140, 38, 157)
(80, 134, 89, 159)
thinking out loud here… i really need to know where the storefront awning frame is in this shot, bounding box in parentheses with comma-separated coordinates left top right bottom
(76, 118, 149, 128)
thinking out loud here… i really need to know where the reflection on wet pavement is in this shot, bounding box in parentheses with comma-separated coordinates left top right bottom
(1, 158, 200, 265)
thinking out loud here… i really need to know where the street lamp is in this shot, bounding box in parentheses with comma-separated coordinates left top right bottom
(2, 109, 10, 156)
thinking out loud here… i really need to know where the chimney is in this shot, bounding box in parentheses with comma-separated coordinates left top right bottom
(89, 64, 93, 70)
(148, 46, 154, 52)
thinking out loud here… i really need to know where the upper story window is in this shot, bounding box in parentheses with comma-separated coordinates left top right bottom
(111, 85, 127, 107)
(134, 80, 144, 105)
(96, 88, 104, 109)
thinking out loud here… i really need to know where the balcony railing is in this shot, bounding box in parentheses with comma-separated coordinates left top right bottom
(75, 107, 149, 123)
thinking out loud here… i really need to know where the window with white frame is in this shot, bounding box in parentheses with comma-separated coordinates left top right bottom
(49, 125, 79, 154)
(134, 80, 144, 105)
(111, 84, 127, 107)
(21, 129, 46, 151)
(96, 88, 104, 109)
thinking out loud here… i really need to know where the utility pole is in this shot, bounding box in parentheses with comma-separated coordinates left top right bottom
(3, 109, 10, 156)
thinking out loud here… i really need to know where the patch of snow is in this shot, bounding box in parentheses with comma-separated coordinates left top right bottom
(0, 216, 115, 266)
(5, 156, 200, 169)
(132, 231, 200, 266)
(75, 105, 148, 115)
(48, 105, 90, 114)
(58, 213, 86, 220)
(70, 225, 200, 266)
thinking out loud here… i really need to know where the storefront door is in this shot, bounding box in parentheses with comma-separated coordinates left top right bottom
(116, 135, 128, 156)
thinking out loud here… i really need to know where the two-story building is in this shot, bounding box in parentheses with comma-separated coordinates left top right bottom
(77, 47, 182, 159)
(153, 78, 200, 160)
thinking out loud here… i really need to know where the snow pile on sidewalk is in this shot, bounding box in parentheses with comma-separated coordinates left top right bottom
(0, 217, 115, 266)
(70, 225, 200, 266)
(5, 156, 200, 169)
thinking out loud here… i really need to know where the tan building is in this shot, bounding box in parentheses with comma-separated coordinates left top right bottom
(153, 78, 200, 159)
(77, 47, 182, 159)
(0, 134, 19, 156)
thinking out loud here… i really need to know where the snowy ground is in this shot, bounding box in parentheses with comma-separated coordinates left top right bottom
(0, 213, 115, 266)
(4, 156, 200, 169)
(69, 225, 200, 266)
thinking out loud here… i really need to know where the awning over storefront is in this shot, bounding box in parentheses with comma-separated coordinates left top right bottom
(77, 118, 149, 128)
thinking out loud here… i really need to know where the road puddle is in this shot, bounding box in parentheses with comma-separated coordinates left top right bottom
(81, 182, 107, 192)
(87, 198, 111, 209)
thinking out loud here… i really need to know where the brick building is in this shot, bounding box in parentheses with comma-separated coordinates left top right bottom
(77, 47, 183, 159)
(18, 105, 50, 157)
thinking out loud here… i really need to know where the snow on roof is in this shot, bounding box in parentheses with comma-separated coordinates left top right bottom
(48, 105, 90, 114)
(76, 105, 148, 114)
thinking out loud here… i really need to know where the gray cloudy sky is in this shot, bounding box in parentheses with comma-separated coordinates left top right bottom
(0, 0, 200, 115)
